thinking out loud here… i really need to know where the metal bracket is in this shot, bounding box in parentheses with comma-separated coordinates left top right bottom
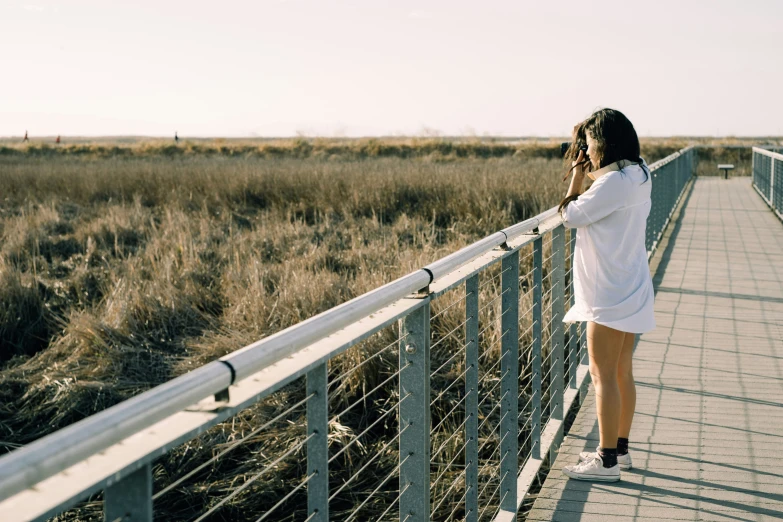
(412, 285, 430, 298)
(214, 360, 236, 402)
(410, 268, 434, 298)
(214, 388, 230, 403)
(517, 227, 541, 239)
(518, 230, 541, 240)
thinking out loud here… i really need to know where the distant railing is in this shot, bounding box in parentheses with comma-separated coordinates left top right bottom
(0, 148, 697, 522)
(752, 147, 783, 219)
(645, 147, 697, 257)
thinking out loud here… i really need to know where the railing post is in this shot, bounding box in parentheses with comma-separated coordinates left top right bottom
(307, 363, 328, 522)
(549, 225, 565, 464)
(675, 159, 680, 204)
(674, 157, 679, 205)
(771, 155, 775, 207)
(500, 250, 519, 511)
(568, 229, 578, 390)
(693, 148, 697, 178)
(661, 167, 665, 231)
(660, 167, 665, 236)
(776, 158, 781, 212)
(650, 171, 656, 245)
(104, 463, 152, 522)
(648, 171, 656, 251)
(531, 236, 543, 460)
(672, 158, 677, 202)
(465, 275, 479, 522)
(399, 303, 431, 522)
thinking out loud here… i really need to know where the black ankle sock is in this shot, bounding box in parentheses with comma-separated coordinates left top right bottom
(598, 447, 618, 468)
(617, 437, 629, 456)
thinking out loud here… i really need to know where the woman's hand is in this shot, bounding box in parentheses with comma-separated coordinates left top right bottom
(562, 149, 589, 182)
(572, 149, 589, 176)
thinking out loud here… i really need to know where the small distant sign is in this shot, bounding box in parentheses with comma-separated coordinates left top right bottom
(718, 164, 734, 179)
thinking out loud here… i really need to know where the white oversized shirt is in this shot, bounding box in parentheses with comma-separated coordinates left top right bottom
(559, 158, 656, 334)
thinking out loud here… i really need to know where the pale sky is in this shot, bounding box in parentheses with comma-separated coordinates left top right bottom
(1, 0, 781, 138)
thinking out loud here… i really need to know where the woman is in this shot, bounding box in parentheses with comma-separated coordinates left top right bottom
(557, 108, 655, 482)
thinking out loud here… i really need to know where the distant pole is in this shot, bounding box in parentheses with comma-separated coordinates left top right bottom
(23, 130, 28, 142)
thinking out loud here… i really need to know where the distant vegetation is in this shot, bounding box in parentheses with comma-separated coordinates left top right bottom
(4, 135, 774, 160)
(0, 137, 776, 520)
(1, 135, 772, 176)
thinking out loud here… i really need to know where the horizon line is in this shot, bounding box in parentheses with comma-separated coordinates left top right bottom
(3, 134, 783, 140)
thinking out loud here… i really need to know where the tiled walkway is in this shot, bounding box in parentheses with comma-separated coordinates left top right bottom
(527, 178, 783, 521)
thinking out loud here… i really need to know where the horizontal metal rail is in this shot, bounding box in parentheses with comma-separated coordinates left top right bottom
(0, 148, 697, 522)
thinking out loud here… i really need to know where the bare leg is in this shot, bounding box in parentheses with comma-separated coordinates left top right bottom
(586, 321, 625, 449)
(617, 331, 637, 439)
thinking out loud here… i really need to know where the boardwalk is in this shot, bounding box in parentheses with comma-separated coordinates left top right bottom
(528, 177, 783, 521)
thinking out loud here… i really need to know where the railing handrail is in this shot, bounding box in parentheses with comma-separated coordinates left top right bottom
(0, 209, 559, 502)
(752, 146, 783, 161)
(647, 145, 694, 171)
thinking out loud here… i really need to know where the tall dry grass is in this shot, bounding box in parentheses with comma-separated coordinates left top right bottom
(0, 153, 567, 520)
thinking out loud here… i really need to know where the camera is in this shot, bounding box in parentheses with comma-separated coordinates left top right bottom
(560, 141, 588, 158)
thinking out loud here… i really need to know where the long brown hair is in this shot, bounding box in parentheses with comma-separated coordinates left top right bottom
(558, 108, 648, 214)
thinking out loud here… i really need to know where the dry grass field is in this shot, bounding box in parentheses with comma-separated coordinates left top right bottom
(0, 137, 778, 521)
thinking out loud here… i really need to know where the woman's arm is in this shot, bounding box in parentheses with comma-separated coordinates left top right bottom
(558, 150, 588, 223)
(566, 168, 586, 199)
(566, 149, 589, 196)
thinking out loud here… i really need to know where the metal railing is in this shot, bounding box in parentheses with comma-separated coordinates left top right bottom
(645, 147, 697, 257)
(0, 148, 697, 522)
(752, 147, 783, 220)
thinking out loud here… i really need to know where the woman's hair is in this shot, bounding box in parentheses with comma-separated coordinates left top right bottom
(558, 108, 649, 214)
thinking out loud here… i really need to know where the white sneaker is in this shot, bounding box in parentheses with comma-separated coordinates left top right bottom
(579, 446, 632, 470)
(563, 454, 620, 482)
